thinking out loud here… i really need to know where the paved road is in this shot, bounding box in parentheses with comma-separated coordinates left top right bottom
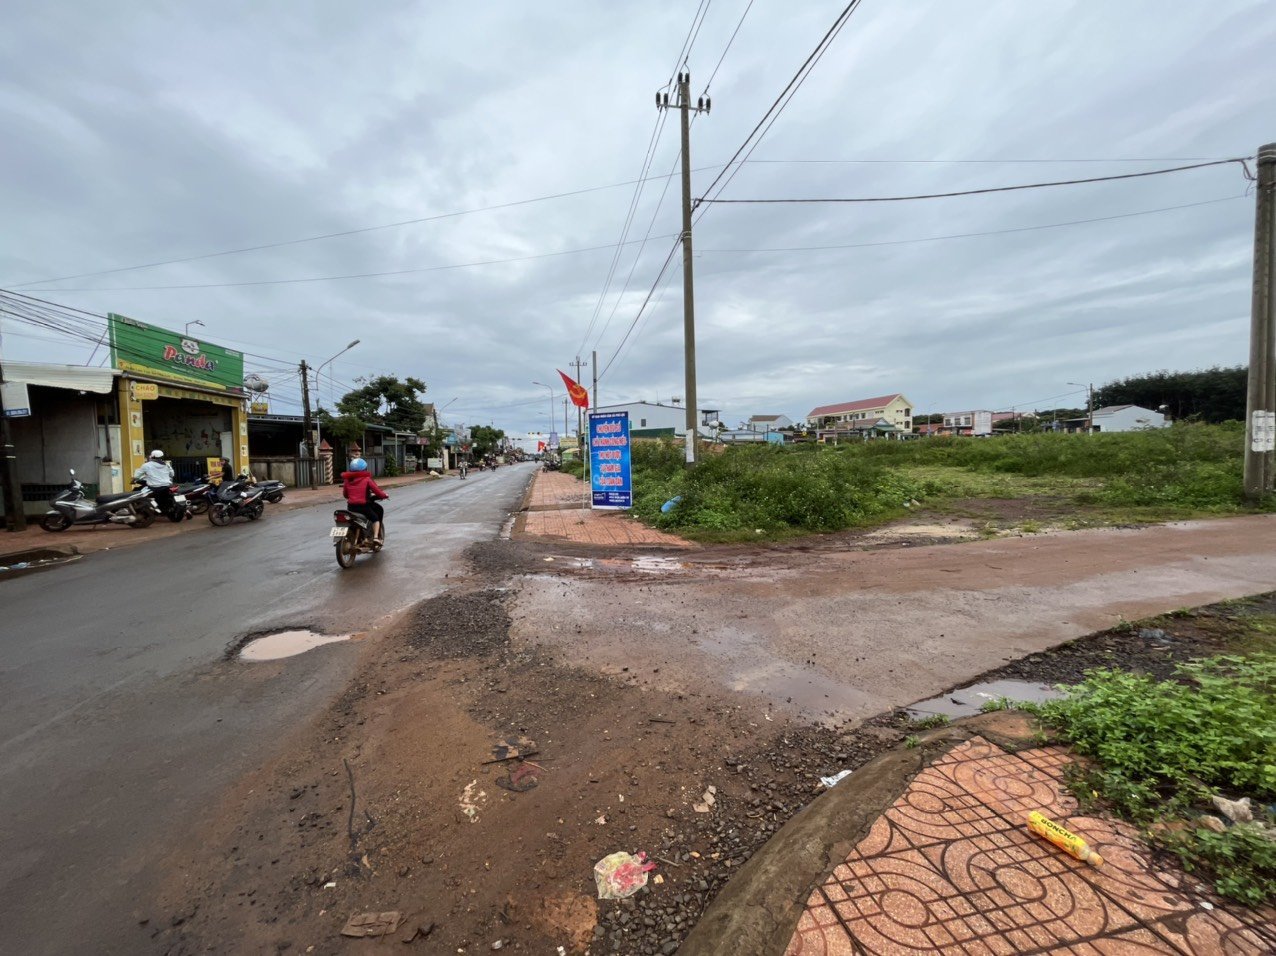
(0, 464, 533, 955)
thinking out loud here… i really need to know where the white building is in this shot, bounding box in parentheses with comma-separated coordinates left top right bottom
(1090, 405, 1169, 432)
(746, 414, 793, 432)
(942, 410, 994, 436)
(592, 401, 706, 438)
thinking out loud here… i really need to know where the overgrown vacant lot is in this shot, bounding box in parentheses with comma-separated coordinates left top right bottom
(622, 423, 1272, 541)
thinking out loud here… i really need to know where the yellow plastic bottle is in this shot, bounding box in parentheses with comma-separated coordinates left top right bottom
(1027, 811, 1104, 867)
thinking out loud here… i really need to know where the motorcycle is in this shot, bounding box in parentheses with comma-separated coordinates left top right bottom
(39, 469, 158, 532)
(207, 475, 268, 526)
(256, 478, 286, 504)
(330, 505, 386, 568)
(176, 477, 215, 515)
(459, 460, 469, 479)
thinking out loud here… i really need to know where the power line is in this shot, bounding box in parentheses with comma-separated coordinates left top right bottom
(598, 237, 684, 381)
(702, 0, 755, 94)
(4, 169, 704, 290)
(741, 156, 1242, 165)
(697, 158, 1251, 205)
(698, 195, 1247, 253)
(21, 234, 680, 292)
(694, 0, 867, 212)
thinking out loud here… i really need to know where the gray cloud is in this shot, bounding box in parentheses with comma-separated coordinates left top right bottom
(2, 0, 1274, 433)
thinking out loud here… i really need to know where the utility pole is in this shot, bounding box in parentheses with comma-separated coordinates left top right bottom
(1086, 384, 1094, 434)
(591, 349, 599, 409)
(1244, 143, 1276, 501)
(659, 71, 709, 466)
(562, 397, 570, 441)
(300, 360, 317, 489)
(0, 357, 27, 532)
(572, 355, 587, 447)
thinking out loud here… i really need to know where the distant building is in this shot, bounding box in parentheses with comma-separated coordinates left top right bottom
(592, 400, 706, 438)
(807, 393, 913, 440)
(941, 410, 994, 436)
(1061, 404, 1169, 433)
(746, 414, 793, 432)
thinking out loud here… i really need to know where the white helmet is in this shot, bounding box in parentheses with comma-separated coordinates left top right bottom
(149, 449, 165, 459)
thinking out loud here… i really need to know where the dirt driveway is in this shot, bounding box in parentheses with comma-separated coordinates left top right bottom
(147, 515, 1276, 954)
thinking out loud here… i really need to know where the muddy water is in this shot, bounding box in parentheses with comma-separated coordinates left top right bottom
(239, 630, 351, 662)
(906, 678, 1062, 720)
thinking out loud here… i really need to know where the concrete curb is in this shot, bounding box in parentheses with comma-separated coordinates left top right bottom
(678, 712, 1039, 956)
(0, 545, 83, 581)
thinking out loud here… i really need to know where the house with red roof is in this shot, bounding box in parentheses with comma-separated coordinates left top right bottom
(807, 393, 914, 439)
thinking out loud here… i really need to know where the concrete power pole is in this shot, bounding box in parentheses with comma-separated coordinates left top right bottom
(659, 71, 709, 466)
(572, 355, 586, 445)
(0, 357, 27, 532)
(1244, 143, 1276, 501)
(300, 360, 318, 489)
(591, 350, 598, 409)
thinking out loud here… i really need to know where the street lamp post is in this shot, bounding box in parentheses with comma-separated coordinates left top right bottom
(532, 381, 555, 447)
(312, 341, 361, 482)
(318, 339, 360, 408)
(184, 320, 205, 337)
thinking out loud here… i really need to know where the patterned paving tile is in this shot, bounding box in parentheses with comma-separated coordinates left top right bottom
(782, 736, 1276, 955)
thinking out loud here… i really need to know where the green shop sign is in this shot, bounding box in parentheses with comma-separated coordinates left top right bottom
(108, 313, 244, 391)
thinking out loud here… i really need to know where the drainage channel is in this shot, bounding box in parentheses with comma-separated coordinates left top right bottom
(238, 629, 352, 662)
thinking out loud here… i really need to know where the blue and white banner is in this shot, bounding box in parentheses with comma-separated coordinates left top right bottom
(589, 411, 632, 509)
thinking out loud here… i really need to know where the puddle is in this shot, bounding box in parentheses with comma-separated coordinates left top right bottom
(906, 679, 1062, 720)
(239, 629, 352, 662)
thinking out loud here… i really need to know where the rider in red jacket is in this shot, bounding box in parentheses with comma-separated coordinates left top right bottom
(341, 457, 388, 545)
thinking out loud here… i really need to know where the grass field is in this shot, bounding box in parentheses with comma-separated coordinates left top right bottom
(625, 423, 1273, 542)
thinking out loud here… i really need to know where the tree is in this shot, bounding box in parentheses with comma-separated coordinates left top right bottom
(470, 425, 506, 456)
(1094, 367, 1246, 423)
(336, 375, 430, 432)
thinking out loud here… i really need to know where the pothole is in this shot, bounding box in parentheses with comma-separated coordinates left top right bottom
(906, 678, 1062, 721)
(239, 629, 352, 662)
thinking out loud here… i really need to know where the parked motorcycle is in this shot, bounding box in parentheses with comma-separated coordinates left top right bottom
(176, 477, 215, 515)
(39, 469, 157, 532)
(207, 475, 268, 526)
(256, 478, 286, 504)
(330, 506, 386, 568)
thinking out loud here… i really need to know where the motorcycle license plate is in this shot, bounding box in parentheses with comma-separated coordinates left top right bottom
(329, 528, 349, 538)
(173, 495, 187, 504)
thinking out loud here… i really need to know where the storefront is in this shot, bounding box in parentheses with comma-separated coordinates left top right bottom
(109, 313, 249, 482)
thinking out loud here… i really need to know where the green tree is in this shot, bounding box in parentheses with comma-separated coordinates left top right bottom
(470, 425, 506, 456)
(1094, 367, 1246, 423)
(336, 375, 430, 432)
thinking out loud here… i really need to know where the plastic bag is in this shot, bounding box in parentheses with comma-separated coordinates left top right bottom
(594, 851, 656, 899)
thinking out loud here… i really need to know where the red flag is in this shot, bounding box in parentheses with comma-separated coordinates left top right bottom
(558, 369, 590, 408)
(537, 440, 546, 452)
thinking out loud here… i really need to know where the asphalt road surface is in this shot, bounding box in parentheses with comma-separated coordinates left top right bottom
(0, 464, 533, 955)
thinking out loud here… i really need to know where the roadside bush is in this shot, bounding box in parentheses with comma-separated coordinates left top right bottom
(1033, 653, 1276, 904)
(631, 440, 920, 539)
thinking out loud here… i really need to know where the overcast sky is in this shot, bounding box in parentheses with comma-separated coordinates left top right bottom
(2, 1, 1273, 433)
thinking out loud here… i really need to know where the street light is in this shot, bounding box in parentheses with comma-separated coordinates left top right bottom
(1068, 382, 1094, 433)
(184, 320, 205, 337)
(313, 340, 361, 453)
(319, 340, 360, 406)
(531, 381, 556, 441)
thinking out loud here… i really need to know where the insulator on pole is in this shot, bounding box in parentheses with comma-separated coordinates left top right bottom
(656, 91, 662, 109)
(705, 96, 711, 113)
(697, 97, 704, 110)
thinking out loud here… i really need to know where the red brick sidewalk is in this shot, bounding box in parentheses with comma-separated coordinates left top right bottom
(786, 736, 1276, 955)
(516, 469, 692, 548)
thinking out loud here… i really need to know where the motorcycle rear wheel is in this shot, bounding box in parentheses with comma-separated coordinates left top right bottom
(166, 508, 185, 523)
(40, 513, 72, 532)
(132, 509, 156, 529)
(335, 532, 358, 569)
(190, 499, 209, 515)
(209, 503, 232, 526)
(246, 502, 264, 521)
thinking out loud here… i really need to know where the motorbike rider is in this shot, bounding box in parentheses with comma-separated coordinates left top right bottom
(341, 457, 388, 546)
(134, 449, 177, 516)
(219, 457, 235, 483)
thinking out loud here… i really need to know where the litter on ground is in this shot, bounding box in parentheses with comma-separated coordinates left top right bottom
(594, 851, 657, 899)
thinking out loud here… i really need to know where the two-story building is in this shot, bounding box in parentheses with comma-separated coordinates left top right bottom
(807, 394, 913, 440)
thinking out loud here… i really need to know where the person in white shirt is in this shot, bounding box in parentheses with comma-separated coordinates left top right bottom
(134, 449, 176, 516)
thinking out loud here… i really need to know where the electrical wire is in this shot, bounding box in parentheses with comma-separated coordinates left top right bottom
(698, 194, 1246, 253)
(4, 169, 704, 290)
(696, 158, 1252, 204)
(702, 0, 755, 95)
(694, 0, 867, 215)
(597, 236, 684, 381)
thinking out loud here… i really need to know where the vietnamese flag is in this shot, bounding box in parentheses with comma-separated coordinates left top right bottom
(558, 369, 590, 408)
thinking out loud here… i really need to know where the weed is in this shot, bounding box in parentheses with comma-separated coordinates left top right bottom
(1035, 653, 1276, 903)
(904, 735, 920, 749)
(1111, 617, 1135, 634)
(909, 714, 950, 730)
(979, 697, 1014, 713)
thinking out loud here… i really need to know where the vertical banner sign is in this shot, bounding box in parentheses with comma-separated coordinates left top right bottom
(589, 411, 632, 509)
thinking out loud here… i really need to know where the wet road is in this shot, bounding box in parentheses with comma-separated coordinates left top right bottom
(0, 464, 533, 955)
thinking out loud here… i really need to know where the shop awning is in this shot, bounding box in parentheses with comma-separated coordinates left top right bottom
(2, 361, 118, 394)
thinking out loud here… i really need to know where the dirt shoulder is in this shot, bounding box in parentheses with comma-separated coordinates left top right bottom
(145, 521, 1276, 954)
